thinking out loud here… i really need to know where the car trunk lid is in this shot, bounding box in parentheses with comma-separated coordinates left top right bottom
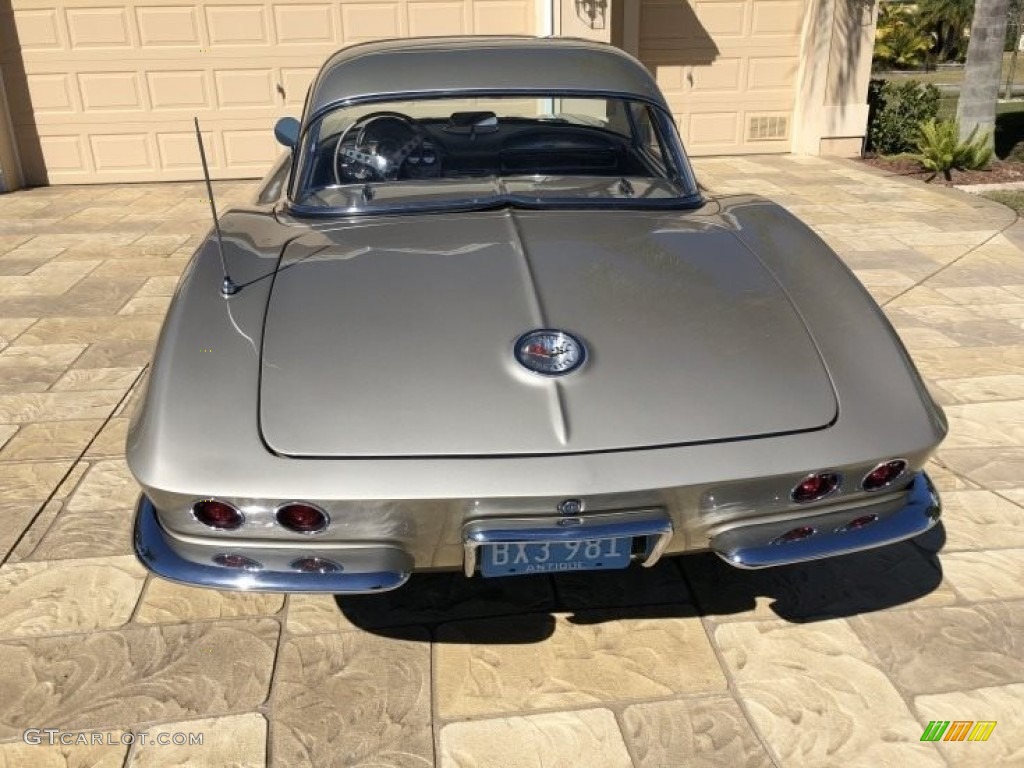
(259, 209, 836, 457)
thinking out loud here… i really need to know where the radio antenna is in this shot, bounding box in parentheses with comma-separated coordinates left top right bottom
(194, 117, 238, 297)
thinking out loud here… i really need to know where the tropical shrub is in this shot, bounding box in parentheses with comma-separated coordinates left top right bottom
(867, 79, 942, 155)
(915, 119, 993, 179)
(874, 5, 933, 68)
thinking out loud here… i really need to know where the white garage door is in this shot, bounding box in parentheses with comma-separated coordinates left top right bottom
(2, 0, 537, 183)
(640, 0, 807, 155)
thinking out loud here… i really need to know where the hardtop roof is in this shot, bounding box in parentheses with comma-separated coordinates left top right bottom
(304, 36, 666, 117)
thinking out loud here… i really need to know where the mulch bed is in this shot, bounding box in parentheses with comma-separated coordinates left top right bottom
(859, 154, 1024, 186)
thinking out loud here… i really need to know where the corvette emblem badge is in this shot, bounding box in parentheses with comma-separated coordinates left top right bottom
(514, 329, 586, 376)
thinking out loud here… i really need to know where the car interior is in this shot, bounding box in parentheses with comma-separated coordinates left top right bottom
(302, 105, 675, 190)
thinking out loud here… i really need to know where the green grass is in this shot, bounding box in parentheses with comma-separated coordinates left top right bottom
(881, 52, 1024, 86)
(981, 190, 1024, 212)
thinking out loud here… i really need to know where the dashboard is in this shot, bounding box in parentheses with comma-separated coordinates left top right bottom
(307, 116, 654, 188)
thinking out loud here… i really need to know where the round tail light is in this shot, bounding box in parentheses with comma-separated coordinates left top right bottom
(276, 503, 329, 534)
(791, 472, 841, 504)
(772, 525, 816, 545)
(862, 460, 907, 492)
(192, 500, 243, 530)
(291, 557, 342, 573)
(213, 553, 262, 571)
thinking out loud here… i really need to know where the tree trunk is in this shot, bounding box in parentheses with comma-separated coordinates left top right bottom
(958, 0, 1011, 147)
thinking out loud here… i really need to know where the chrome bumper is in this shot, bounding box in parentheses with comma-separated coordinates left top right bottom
(710, 471, 941, 569)
(133, 496, 412, 593)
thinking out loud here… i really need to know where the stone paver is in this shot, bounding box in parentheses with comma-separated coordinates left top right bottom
(0, 619, 278, 737)
(940, 549, 1024, 601)
(435, 607, 726, 719)
(129, 714, 267, 768)
(271, 628, 432, 768)
(0, 556, 145, 638)
(937, 490, 1024, 550)
(0, 158, 1021, 765)
(621, 696, 773, 768)
(849, 601, 1024, 696)
(0, 730, 127, 768)
(439, 710, 632, 768)
(715, 619, 944, 767)
(134, 581, 284, 624)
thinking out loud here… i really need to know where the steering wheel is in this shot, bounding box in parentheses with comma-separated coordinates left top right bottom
(333, 111, 426, 184)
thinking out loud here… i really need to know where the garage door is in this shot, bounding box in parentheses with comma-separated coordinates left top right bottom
(639, 0, 807, 155)
(1, 0, 537, 184)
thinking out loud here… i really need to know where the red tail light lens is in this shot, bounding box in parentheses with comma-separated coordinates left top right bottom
(192, 500, 243, 530)
(213, 553, 262, 571)
(862, 460, 907, 492)
(276, 503, 329, 534)
(841, 514, 879, 532)
(291, 557, 342, 573)
(791, 472, 841, 503)
(772, 525, 816, 545)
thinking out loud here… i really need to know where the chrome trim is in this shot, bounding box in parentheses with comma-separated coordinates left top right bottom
(789, 471, 842, 504)
(558, 498, 584, 516)
(462, 508, 673, 577)
(274, 501, 331, 535)
(135, 496, 411, 593)
(861, 458, 908, 492)
(189, 499, 244, 531)
(713, 471, 940, 569)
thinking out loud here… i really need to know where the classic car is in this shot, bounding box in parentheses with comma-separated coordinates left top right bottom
(128, 36, 946, 593)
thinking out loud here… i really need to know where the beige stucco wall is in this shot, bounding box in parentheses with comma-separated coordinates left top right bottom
(1, 0, 879, 185)
(559, 0, 612, 43)
(619, 0, 875, 157)
(791, 0, 878, 156)
(629, 0, 811, 155)
(4, 0, 537, 185)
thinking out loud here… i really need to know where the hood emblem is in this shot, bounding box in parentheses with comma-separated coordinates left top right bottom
(514, 329, 587, 377)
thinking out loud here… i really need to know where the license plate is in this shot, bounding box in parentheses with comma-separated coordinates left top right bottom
(480, 537, 632, 577)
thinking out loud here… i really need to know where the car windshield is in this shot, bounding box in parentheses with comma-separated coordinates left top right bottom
(289, 94, 700, 214)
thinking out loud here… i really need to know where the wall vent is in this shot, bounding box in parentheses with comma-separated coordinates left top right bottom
(747, 115, 790, 141)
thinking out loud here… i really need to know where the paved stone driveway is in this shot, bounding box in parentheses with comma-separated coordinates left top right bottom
(0, 156, 1022, 768)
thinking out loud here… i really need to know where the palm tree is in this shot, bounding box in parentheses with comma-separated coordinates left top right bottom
(958, 0, 1011, 147)
(875, 5, 933, 68)
(918, 0, 975, 61)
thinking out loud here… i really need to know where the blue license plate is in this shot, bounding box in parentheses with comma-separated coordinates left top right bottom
(480, 537, 632, 577)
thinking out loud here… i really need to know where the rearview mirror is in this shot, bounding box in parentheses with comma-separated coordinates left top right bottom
(274, 117, 300, 148)
(444, 111, 499, 135)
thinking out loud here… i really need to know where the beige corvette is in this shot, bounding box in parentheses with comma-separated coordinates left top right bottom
(128, 36, 946, 593)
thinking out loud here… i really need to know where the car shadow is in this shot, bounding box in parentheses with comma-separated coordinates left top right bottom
(333, 524, 946, 642)
(585, 522, 947, 626)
